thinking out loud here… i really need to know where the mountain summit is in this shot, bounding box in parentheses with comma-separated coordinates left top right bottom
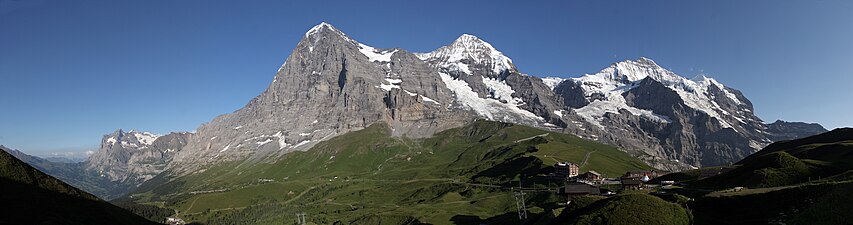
(415, 34, 516, 76)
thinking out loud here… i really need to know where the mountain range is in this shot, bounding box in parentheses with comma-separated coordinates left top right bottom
(7, 22, 825, 200)
(156, 22, 823, 173)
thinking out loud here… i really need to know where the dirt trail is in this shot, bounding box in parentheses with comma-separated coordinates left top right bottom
(514, 133, 549, 143)
(581, 150, 597, 167)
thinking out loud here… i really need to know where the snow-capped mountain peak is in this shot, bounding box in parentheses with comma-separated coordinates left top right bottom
(101, 129, 161, 149)
(541, 77, 567, 90)
(301, 22, 396, 64)
(304, 22, 339, 38)
(131, 131, 160, 146)
(414, 33, 551, 127)
(415, 34, 515, 75)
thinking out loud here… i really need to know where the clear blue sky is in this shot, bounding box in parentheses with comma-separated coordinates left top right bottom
(2, 0, 851, 156)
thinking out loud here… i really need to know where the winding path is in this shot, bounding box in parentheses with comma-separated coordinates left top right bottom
(580, 150, 597, 167)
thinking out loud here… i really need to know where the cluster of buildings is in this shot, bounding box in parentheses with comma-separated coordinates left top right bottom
(551, 162, 606, 197)
(619, 170, 659, 190)
(551, 160, 665, 198)
(552, 162, 602, 184)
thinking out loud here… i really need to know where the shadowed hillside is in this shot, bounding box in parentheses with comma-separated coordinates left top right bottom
(0, 148, 160, 225)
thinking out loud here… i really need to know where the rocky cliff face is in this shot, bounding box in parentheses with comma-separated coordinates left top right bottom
(167, 23, 470, 174)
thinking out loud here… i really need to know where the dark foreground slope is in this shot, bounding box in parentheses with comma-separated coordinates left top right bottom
(0, 148, 159, 225)
(0, 145, 132, 200)
(647, 128, 853, 225)
(691, 181, 852, 225)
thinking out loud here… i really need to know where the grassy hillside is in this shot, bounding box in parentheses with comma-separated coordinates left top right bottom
(551, 194, 691, 225)
(690, 128, 853, 189)
(662, 128, 853, 225)
(739, 128, 853, 163)
(128, 120, 652, 225)
(0, 146, 160, 225)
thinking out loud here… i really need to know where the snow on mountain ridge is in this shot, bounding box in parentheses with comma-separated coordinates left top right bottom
(102, 130, 160, 149)
(132, 131, 160, 146)
(482, 76, 524, 106)
(415, 34, 515, 75)
(303, 22, 394, 65)
(569, 57, 746, 129)
(357, 43, 398, 63)
(417, 34, 548, 127)
(438, 72, 543, 123)
(304, 22, 334, 37)
(541, 77, 566, 90)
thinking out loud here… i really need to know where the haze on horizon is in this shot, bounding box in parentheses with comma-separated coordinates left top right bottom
(1, 0, 851, 156)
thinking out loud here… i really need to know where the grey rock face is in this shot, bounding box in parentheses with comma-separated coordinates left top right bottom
(167, 23, 468, 174)
(554, 81, 590, 109)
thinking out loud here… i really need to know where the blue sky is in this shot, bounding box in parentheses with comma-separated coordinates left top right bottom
(1, 0, 851, 155)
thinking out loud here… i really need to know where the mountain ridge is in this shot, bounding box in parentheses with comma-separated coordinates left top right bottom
(33, 22, 826, 199)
